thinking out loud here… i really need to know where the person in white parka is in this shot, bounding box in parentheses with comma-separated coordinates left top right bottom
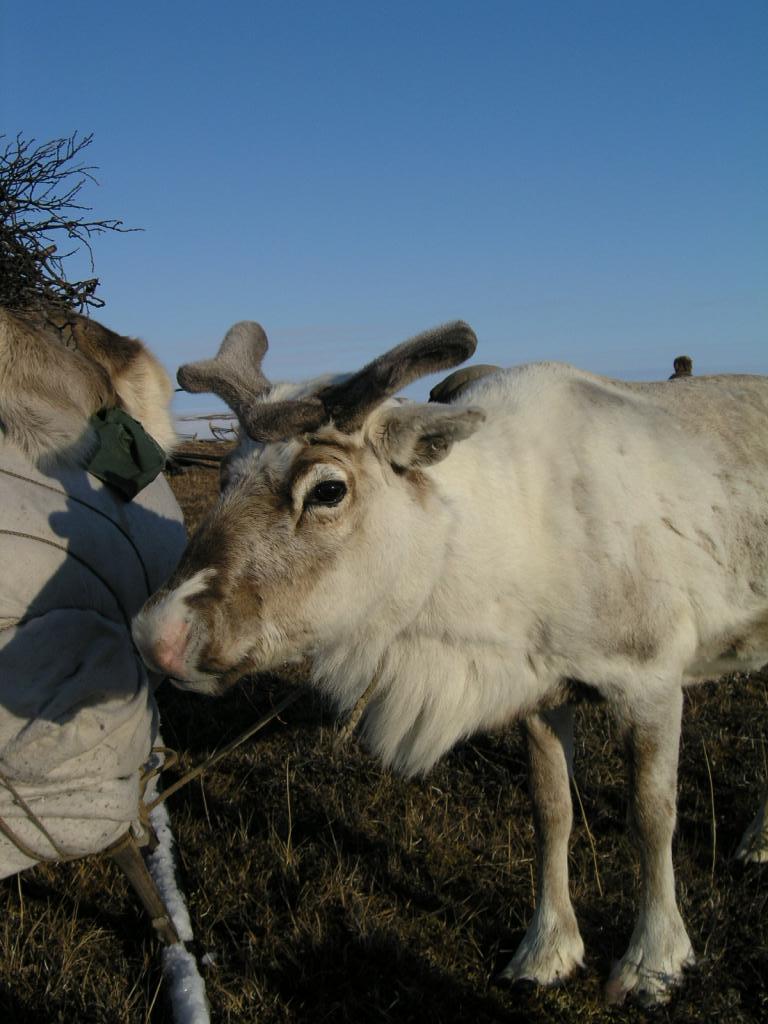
(0, 306, 186, 878)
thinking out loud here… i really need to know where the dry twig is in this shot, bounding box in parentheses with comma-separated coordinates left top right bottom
(0, 132, 137, 312)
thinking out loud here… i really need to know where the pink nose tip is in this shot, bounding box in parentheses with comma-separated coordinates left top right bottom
(150, 617, 191, 679)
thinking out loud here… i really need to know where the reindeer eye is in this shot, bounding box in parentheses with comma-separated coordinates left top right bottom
(306, 479, 347, 507)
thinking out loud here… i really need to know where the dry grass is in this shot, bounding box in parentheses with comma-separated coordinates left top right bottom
(2, 442, 767, 1023)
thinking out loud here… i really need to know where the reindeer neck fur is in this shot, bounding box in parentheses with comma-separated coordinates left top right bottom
(309, 388, 562, 776)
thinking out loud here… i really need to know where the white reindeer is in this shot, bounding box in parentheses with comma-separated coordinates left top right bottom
(134, 320, 768, 1004)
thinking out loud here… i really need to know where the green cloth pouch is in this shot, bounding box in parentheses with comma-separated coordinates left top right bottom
(86, 408, 166, 499)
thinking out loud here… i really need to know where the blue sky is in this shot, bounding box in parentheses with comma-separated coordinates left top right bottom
(2, 1, 766, 420)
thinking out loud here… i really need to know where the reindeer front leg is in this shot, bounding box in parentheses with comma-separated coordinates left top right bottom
(501, 705, 585, 985)
(606, 687, 694, 1005)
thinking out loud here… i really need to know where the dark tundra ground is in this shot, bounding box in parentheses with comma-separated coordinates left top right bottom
(1, 441, 766, 1023)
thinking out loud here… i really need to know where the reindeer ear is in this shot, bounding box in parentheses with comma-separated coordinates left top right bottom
(177, 321, 271, 415)
(378, 404, 485, 469)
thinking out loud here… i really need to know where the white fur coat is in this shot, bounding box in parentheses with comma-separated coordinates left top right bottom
(0, 441, 185, 876)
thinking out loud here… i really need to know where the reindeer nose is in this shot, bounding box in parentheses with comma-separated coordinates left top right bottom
(152, 618, 192, 679)
(134, 611, 191, 680)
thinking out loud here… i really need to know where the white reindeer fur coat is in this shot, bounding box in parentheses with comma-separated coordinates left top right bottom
(306, 364, 768, 775)
(0, 441, 184, 876)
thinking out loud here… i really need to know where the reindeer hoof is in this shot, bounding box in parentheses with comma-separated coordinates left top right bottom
(605, 941, 695, 1006)
(498, 921, 585, 989)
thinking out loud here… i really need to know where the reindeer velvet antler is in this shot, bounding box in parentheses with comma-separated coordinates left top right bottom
(176, 321, 325, 440)
(177, 320, 478, 442)
(315, 320, 478, 431)
(177, 321, 272, 416)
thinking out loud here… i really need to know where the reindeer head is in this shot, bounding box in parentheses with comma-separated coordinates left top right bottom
(133, 320, 485, 693)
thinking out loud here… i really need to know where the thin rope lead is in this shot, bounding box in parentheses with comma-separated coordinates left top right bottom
(0, 773, 70, 862)
(0, 690, 304, 866)
(146, 688, 303, 811)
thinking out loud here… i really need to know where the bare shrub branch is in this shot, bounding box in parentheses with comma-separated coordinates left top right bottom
(0, 132, 138, 312)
